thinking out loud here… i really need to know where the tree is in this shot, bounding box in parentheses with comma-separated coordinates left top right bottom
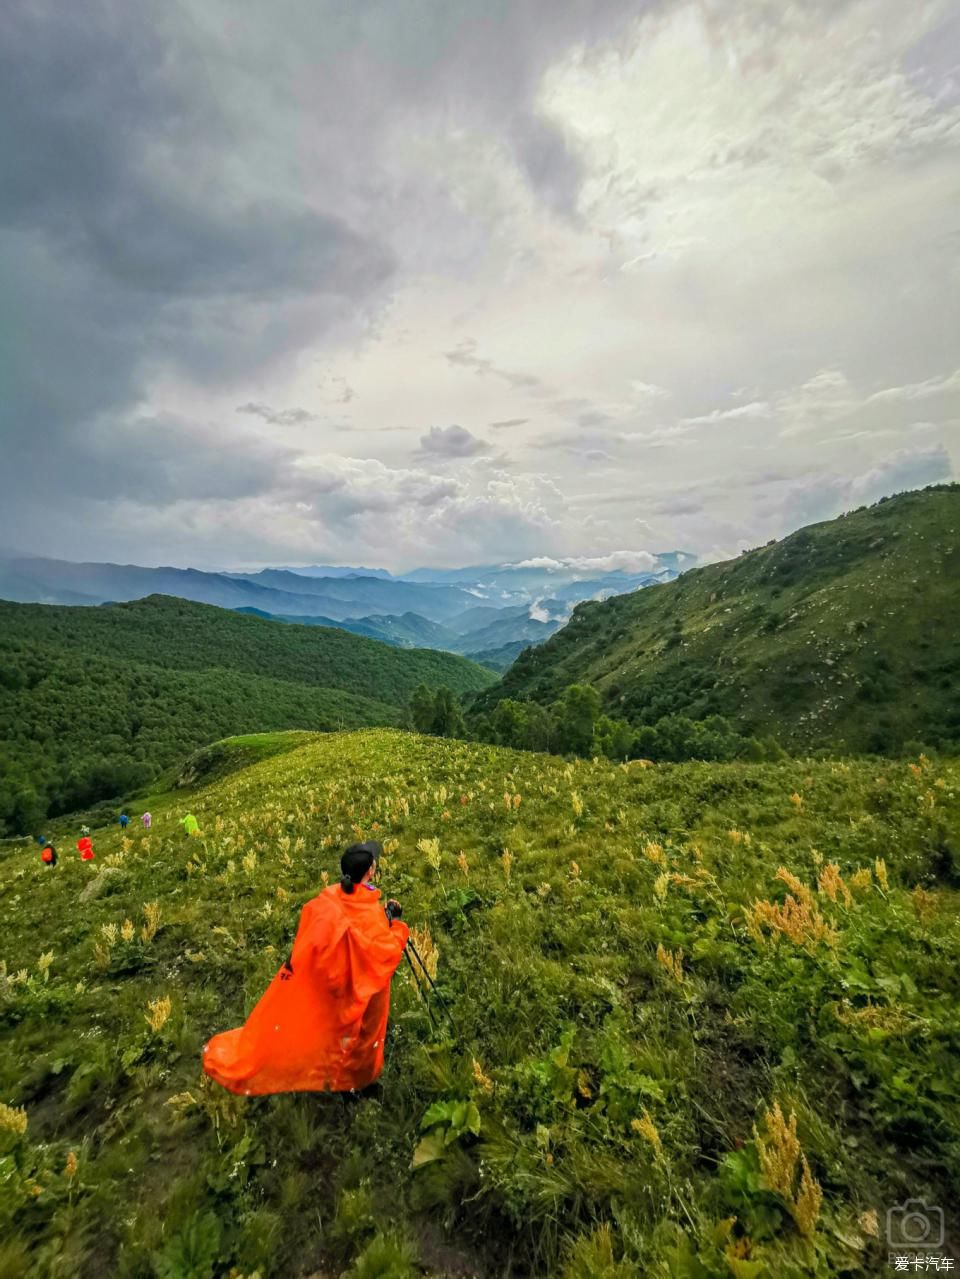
(410, 684, 436, 734)
(432, 686, 466, 739)
(556, 684, 601, 756)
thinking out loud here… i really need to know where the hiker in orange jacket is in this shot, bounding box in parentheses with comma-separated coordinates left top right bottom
(202, 841, 409, 1096)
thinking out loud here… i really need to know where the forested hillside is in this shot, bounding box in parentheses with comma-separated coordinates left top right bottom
(0, 596, 494, 833)
(478, 486, 960, 755)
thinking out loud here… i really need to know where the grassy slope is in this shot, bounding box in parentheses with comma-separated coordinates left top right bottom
(484, 486, 960, 753)
(2, 730, 958, 1276)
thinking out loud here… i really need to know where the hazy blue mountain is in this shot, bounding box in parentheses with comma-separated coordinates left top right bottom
(229, 569, 477, 619)
(236, 607, 459, 650)
(272, 564, 394, 579)
(466, 640, 532, 672)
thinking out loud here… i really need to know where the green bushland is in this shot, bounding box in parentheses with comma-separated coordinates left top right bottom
(0, 596, 495, 834)
(475, 486, 960, 756)
(2, 729, 958, 1276)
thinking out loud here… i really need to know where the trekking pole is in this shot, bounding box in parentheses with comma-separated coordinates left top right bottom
(406, 939, 453, 1025)
(402, 944, 438, 1029)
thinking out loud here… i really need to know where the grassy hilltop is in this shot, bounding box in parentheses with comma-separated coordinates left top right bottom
(483, 486, 960, 754)
(0, 595, 495, 834)
(2, 729, 958, 1276)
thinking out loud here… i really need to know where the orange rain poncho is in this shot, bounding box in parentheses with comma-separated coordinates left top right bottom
(202, 883, 409, 1095)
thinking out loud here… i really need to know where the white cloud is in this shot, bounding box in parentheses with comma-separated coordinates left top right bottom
(681, 400, 772, 427)
(866, 368, 960, 404)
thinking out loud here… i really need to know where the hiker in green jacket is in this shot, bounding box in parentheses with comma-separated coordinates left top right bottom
(180, 813, 201, 837)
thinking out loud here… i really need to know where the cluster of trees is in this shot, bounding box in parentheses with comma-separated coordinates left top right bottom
(408, 685, 466, 739)
(410, 681, 784, 764)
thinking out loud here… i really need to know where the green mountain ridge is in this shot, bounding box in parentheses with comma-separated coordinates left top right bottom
(0, 595, 495, 833)
(479, 485, 960, 754)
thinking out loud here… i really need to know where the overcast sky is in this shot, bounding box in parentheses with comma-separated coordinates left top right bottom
(2, 0, 958, 571)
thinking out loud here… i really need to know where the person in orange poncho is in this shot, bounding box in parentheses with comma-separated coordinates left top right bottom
(202, 841, 409, 1096)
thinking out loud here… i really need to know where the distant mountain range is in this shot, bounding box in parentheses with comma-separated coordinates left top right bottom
(0, 550, 689, 670)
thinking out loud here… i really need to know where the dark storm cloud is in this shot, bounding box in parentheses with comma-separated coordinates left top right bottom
(418, 425, 490, 458)
(0, 0, 394, 515)
(237, 403, 320, 427)
(0, 0, 642, 551)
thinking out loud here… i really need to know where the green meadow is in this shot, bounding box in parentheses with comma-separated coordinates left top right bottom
(2, 729, 958, 1276)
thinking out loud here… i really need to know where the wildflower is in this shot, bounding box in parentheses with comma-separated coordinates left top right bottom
(643, 841, 666, 866)
(536, 882, 552, 898)
(166, 1091, 198, 1112)
(501, 850, 513, 881)
(753, 1101, 822, 1237)
(817, 863, 852, 908)
(242, 852, 258, 875)
(145, 995, 172, 1033)
(775, 867, 815, 908)
(121, 919, 135, 943)
(93, 943, 111, 971)
(512, 793, 521, 809)
(859, 1209, 879, 1238)
(141, 901, 162, 944)
(874, 858, 889, 891)
(0, 1102, 28, 1137)
(472, 1059, 494, 1094)
(504, 791, 512, 810)
(849, 868, 873, 892)
(576, 1070, 593, 1100)
(456, 851, 469, 878)
(418, 837, 442, 873)
(569, 860, 581, 879)
(100, 923, 118, 945)
(789, 792, 803, 809)
(631, 1109, 662, 1158)
(408, 925, 438, 981)
(912, 886, 938, 923)
(571, 792, 584, 818)
(37, 951, 54, 982)
(653, 872, 669, 901)
(656, 943, 684, 983)
(64, 1150, 78, 1178)
(745, 895, 836, 951)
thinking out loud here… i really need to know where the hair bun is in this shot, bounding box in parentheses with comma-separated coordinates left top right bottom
(340, 874, 355, 894)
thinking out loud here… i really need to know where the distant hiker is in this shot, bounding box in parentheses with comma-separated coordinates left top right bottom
(41, 845, 57, 867)
(76, 836, 94, 861)
(119, 813, 130, 829)
(179, 813, 200, 837)
(202, 841, 408, 1096)
(142, 812, 152, 829)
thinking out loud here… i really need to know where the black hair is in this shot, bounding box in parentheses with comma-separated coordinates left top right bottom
(339, 840, 382, 894)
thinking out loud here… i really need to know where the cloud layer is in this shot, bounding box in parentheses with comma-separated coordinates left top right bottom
(1, 0, 957, 569)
